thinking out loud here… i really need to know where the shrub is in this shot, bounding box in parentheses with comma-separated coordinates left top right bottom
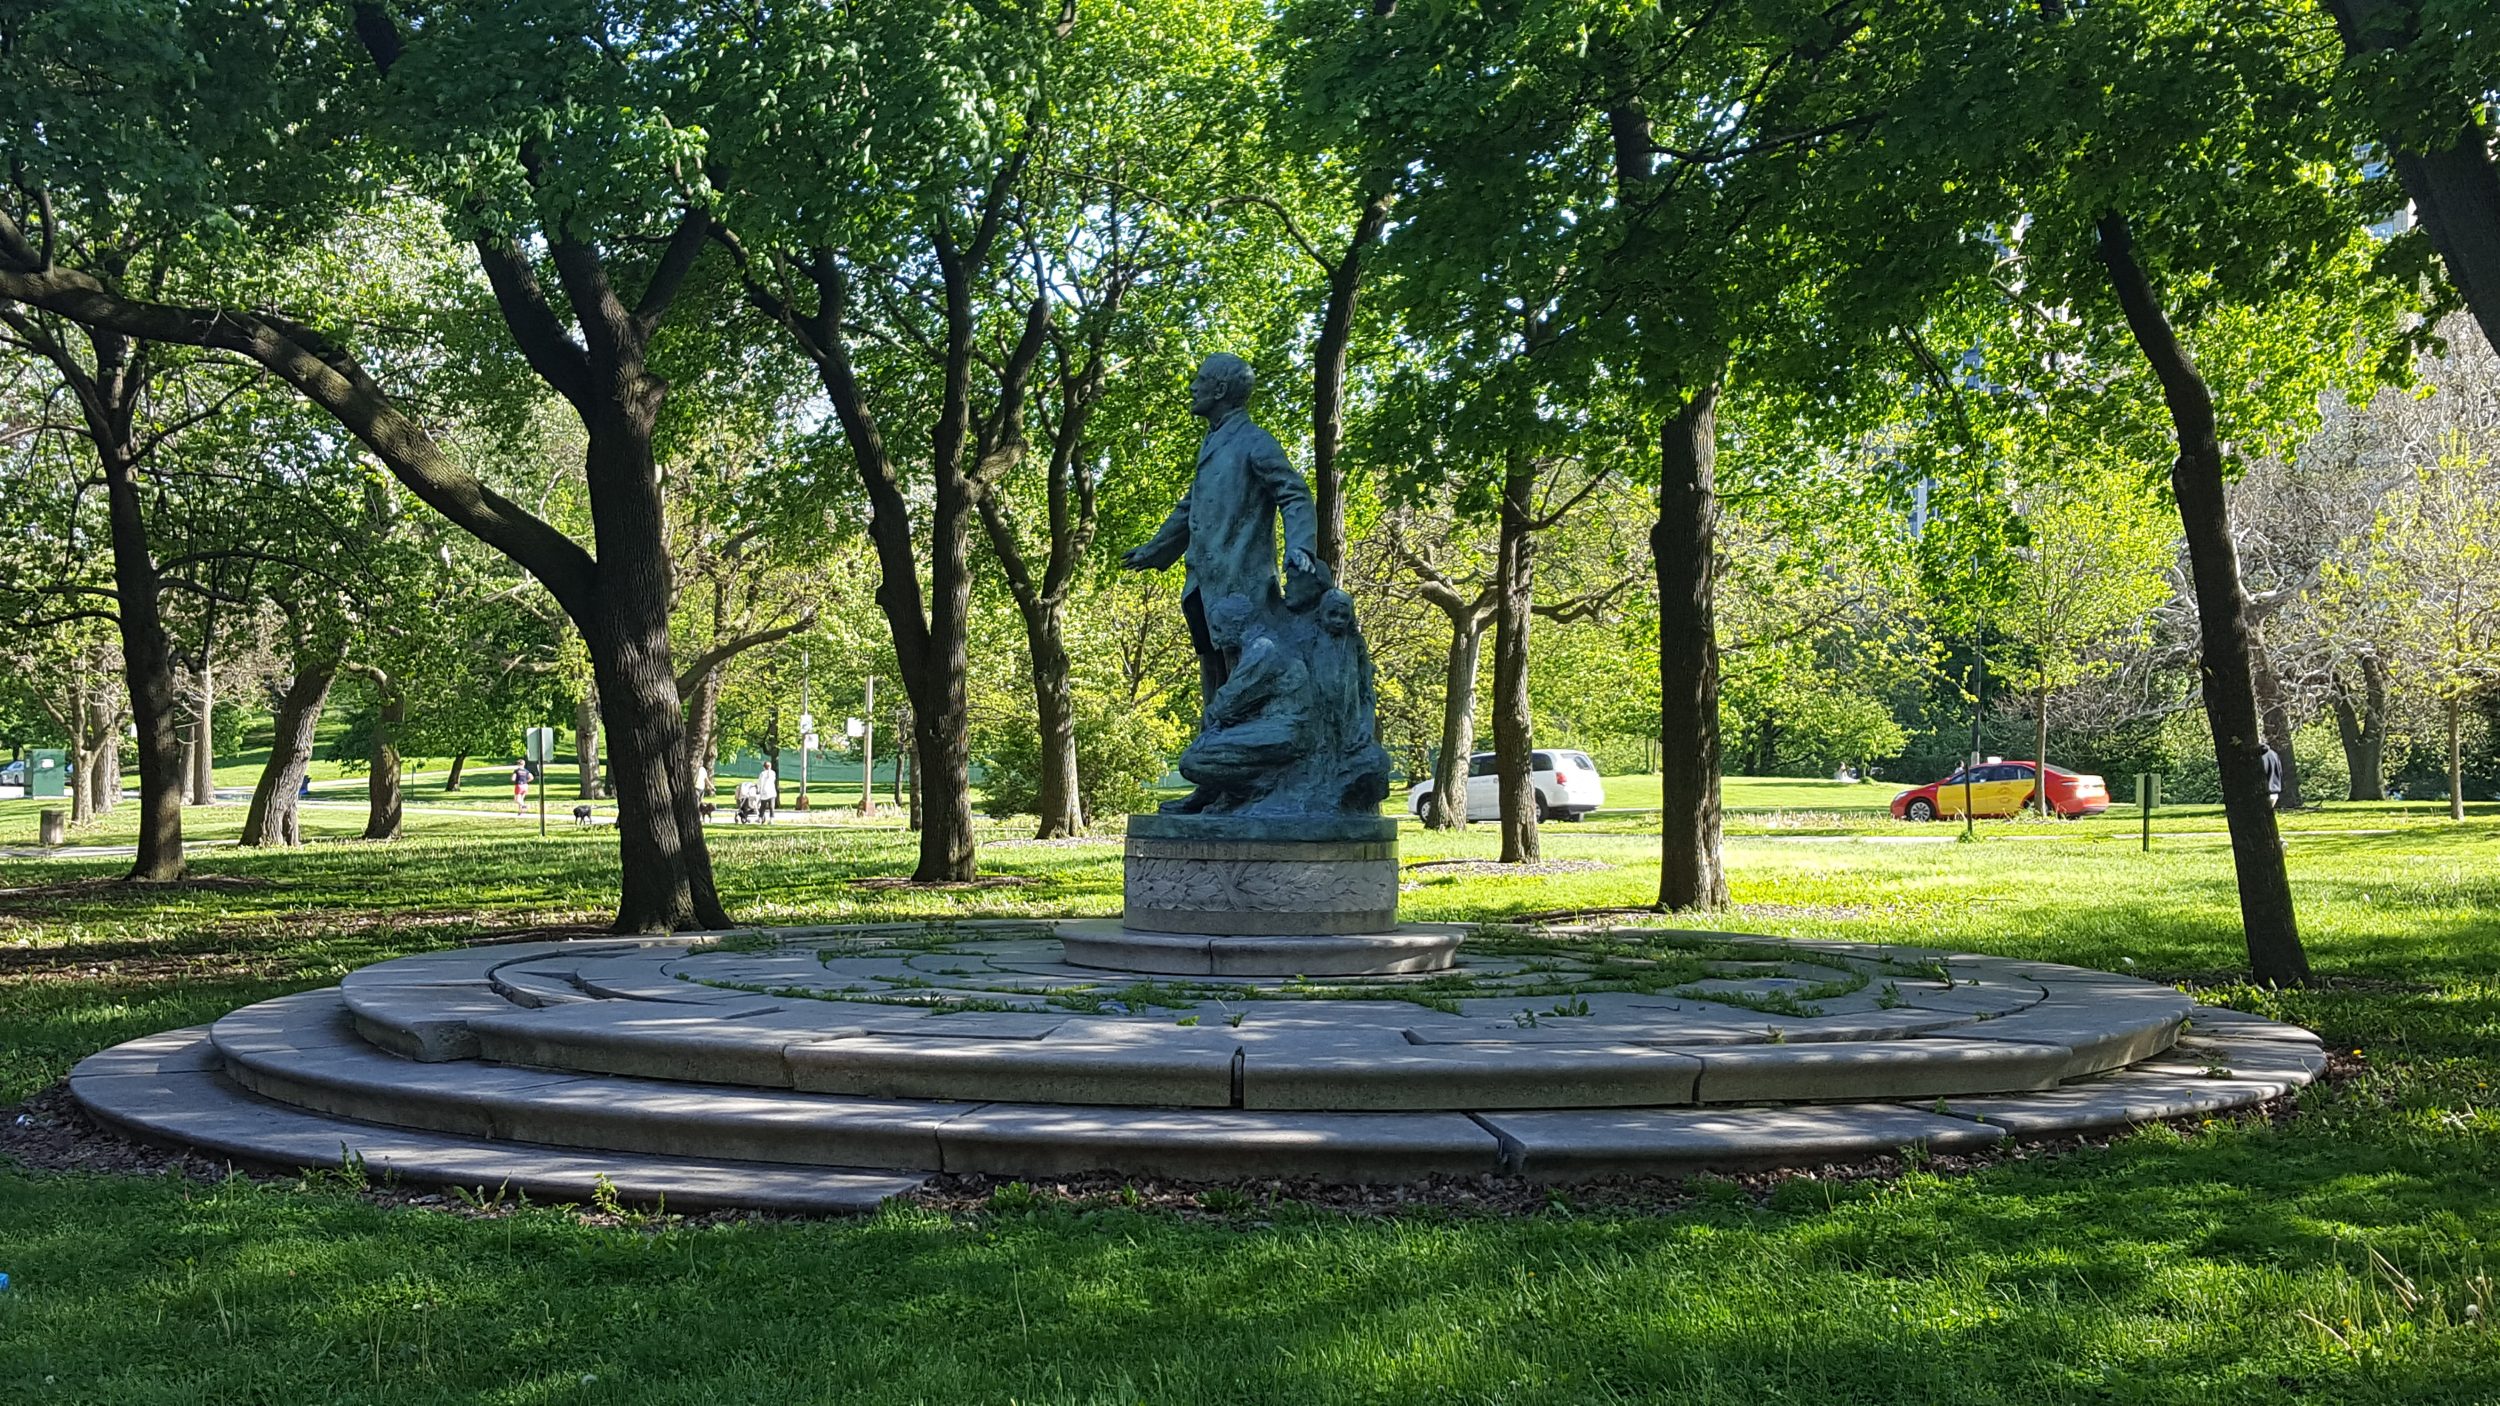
(975, 692, 1183, 824)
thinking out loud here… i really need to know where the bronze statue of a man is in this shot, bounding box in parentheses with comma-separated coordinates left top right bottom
(1121, 353, 1319, 701)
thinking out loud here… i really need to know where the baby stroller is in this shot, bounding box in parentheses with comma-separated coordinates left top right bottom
(733, 779, 766, 824)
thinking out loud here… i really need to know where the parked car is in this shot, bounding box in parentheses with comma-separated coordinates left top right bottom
(0, 759, 24, 785)
(1408, 750, 1605, 822)
(1891, 759, 2110, 821)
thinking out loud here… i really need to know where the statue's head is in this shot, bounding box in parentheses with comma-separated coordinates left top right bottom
(1189, 353, 1253, 420)
(1207, 592, 1258, 650)
(1318, 589, 1356, 636)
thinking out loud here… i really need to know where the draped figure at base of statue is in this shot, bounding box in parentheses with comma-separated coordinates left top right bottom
(1122, 354, 1393, 818)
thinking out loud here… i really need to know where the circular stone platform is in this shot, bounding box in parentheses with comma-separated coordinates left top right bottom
(69, 921, 2329, 1210)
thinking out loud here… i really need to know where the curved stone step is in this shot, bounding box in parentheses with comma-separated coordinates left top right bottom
(66, 1029, 928, 1213)
(74, 987, 2323, 1199)
(215, 992, 966, 1172)
(335, 939, 2195, 1111)
(211, 990, 1514, 1181)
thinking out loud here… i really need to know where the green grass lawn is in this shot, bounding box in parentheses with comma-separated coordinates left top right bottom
(3, 809, 2496, 1403)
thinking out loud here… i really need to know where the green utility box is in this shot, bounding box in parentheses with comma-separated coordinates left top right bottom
(27, 748, 67, 798)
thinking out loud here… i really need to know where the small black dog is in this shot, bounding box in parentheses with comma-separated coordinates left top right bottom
(571, 804, 593, 825)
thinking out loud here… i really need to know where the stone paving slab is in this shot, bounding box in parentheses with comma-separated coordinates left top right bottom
(344, 981, 517, 1062)
(1692, 1038, 2073, 1103)
(2135, 1034, 2330, 1084)
(934, 1105, 1503, 1182)
(70, 1039, 925, 1212)
(787, 1034, 1239, 1106)
(1239, 1037, 1703, 1112)
(2186, 1005, 2330, 1045)
(1887, 981, 2050, 1017)
(484, 1078, 956, 1170)
(491, 966, 599, 1008)
(1935, 1073, 2290, 1134)
(1479, 1105, 2006, 1179)
(867, 1013, 1068, 1040)
(466, 1001, 837, 1088)
(1948, 992, 2191, 1075)
(64, 1024, 224, 1078)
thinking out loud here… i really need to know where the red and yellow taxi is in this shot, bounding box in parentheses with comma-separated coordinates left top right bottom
(1891, 759, 2111, 821)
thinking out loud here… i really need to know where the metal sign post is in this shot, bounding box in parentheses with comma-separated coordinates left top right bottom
(524, 727, 558, 837)
(2139, 773, 2160, 852)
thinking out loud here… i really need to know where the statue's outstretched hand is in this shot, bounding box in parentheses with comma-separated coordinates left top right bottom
(1284, 548, 1317, 576)
(1121, 544, 1153, 570)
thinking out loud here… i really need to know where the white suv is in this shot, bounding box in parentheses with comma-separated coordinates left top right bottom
(1408, 750, 1605, 823)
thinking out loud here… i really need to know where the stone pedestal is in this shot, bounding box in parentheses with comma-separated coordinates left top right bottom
(1120, 813, 1398, 936)
(1083, 812, 1454, 976)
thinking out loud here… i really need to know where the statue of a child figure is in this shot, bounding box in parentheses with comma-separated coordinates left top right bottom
(1174, 590, 1393, 816)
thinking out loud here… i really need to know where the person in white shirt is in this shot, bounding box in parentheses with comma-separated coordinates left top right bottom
(756, 763, 778, 821)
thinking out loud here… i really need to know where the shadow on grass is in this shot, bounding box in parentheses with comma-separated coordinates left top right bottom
(3, 1102, 2494, 1404)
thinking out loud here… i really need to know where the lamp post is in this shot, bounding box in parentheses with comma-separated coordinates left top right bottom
(798, 650, 814, 813)
(857, 676, 875, 815)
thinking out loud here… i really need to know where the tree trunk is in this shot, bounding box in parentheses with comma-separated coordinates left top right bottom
(576, 693, 602, 800)
(687, 669, 723, 799)
(905, 714, 924, 831)
(2324, 0, 2500, 352)
(577, 409, 729, 932)
(780, 252, 984, 882)
(1424, 612, 1488, 831)
(1491, 452, 1539, 863)
(67, 668, 93, 827)
(2252, 645, 2305, 810)
(2097, 212, 2308, 984)
(363, 683, 403, 841)
(1311, 192, 1393, 581)
(874, 447, 980, 878)
(186, 658, 216, 806)
(445, 751, 467, 791)
(99, 441, 184, 882)
(900, 660, 975, 873)
(2447, 695, 2465, 821)
(890, 711, 904, 807)
(242, 668, 332, 847)
(2331, 655, 2388, 801)
(86, 697, 122, 812)
(1026, 609, 1084, 838)
(1654, 386, 1730, 911)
